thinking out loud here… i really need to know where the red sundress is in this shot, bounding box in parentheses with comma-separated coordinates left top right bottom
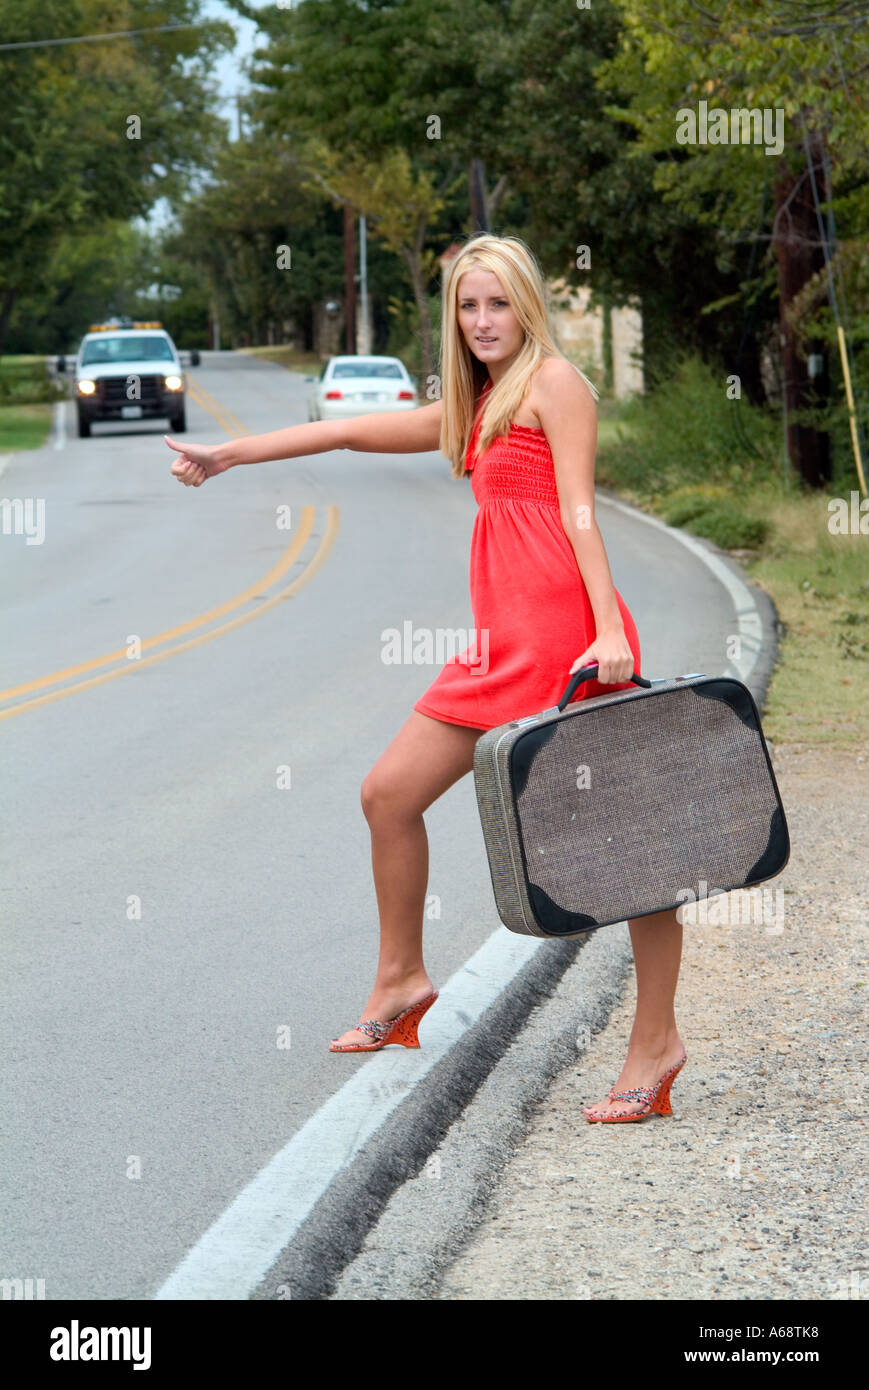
(413, 378, 642, 731)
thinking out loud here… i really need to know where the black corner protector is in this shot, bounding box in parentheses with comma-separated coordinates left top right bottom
(509, 721, 560, 799)
(745, 803, 791, 883)
(691, 678, 758, 730)
(527, 882, 601, 937)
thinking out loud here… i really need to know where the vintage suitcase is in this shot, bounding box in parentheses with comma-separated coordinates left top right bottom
(472, 664, 790, 938)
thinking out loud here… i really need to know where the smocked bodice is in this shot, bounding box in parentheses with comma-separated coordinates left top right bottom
(465, 380, 560, 506)
(466, 421, 560, 507)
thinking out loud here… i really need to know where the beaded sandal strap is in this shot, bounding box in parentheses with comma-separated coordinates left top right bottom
(355, 1018, 392, 1041)
(610, 1085, 655, 1105)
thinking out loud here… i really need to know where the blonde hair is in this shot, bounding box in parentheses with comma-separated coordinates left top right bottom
(438, 233, 599, 478)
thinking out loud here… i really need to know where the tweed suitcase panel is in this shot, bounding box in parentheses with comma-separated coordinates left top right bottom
(473, 675, 789, 938)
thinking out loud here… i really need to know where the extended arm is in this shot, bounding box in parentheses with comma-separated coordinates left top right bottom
(166, 399, 443, 485)
(219, 398, 443, 465)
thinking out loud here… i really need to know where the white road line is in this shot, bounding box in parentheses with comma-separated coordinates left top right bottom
(153, 930, 542, 1299)
(153, 493, 769, 1301)
(53, 401, 66, 450)
(598, 494, 763, 685)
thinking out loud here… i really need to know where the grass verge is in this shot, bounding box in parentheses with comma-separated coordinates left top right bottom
(0, 403, 55, 452)
(235, 345, 322, 374)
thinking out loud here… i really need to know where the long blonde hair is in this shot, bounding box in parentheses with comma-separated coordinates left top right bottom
(438, 233, 599, 478)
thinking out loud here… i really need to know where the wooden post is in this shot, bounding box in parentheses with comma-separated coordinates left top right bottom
(774, 134, 832, 487)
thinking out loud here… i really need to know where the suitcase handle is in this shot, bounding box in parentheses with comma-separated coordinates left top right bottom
(556, 663, 652, 712)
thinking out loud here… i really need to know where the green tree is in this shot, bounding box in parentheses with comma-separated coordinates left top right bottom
(299, 144, 458, 383)
(231, 0, 516, 365)
(169, 122, 373, 350)
(593, 0, 869, 484)
(0, 0, 232, 353)
(7, 222, 150, 353)
(234, 0, 750, 388)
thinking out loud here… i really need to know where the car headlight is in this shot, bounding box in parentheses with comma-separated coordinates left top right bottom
(164, 374, 183, 391)
(76, 379, 96, 395)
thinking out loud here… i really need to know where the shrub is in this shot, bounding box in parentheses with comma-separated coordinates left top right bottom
(680, 502, 769, 550)
(599, 352, 781, 496)
(0, 361, 67, 405)
(661, 485, 731, 527)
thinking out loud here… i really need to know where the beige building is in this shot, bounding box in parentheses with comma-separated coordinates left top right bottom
(547, 278, 644, 398)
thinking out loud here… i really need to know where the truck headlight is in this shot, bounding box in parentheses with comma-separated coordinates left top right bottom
(77, 379, 96, 395)
(164, 374, 183, 391)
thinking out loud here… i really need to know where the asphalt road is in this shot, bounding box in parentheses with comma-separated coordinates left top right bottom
(1, 351, 745, 1299)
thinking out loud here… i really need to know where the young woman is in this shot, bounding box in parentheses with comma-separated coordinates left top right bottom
(165, 233, 687, 1123)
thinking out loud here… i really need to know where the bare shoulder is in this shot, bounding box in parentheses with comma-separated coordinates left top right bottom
(530, 357, 597, 419)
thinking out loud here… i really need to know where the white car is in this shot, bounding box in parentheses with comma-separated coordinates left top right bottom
(72, 321, 188, 438)
(307, 355, 418, 421)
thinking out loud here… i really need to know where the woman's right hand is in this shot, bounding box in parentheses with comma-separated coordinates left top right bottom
(165, 435, 230, 487)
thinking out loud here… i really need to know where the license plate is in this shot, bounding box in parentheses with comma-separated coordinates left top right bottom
(361, 392, 380, 400)
(121, 405, 142, 419)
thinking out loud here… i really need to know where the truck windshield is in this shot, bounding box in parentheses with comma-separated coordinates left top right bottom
(81, 337, 174, 365)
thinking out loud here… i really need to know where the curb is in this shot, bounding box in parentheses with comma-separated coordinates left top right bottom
(332, 926, 635, 1300)
(250, 934, 588, 1300)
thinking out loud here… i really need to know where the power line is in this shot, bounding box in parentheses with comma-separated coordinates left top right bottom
(0, 23, 202, 52)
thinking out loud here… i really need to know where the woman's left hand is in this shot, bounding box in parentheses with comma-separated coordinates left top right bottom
(569, 626, 636, 684)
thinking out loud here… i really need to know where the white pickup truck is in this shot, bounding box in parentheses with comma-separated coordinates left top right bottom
(70, 321, 196, 438)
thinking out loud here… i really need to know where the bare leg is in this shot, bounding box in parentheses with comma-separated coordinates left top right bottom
(583, 907, 686, 1118)
(331, 710, 483, 1047)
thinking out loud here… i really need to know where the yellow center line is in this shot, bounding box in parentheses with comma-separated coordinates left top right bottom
(0, 508, 340, 722)
(185, 378, 244, 437)
(186, 375, 249, 436)
(2, 372, 340, 720)
(0, 509, 315, 700)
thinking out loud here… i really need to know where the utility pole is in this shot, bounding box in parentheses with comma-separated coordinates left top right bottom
(774, 132, 831, 487)
(469, 160, 489, 233)
(344, 204, 356, 354)
(359, 214, 371, 354)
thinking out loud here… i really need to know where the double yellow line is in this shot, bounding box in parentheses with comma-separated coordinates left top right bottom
(185, 374, 247, 438)
(2, 375, 339, 721)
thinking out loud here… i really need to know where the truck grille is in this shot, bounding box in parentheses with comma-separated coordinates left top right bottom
(98, 375, 163, 404)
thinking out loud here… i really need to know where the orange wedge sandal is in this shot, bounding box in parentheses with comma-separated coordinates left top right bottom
(584, 1053, 687, 1123)
(329, 991, 439, 1053)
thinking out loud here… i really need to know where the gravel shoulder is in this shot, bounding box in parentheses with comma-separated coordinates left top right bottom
(433, 740, 867, 1301)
